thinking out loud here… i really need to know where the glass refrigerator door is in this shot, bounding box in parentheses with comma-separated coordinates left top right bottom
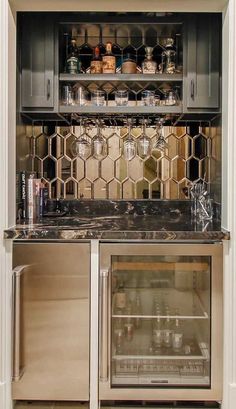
(110, 255, 211, 388)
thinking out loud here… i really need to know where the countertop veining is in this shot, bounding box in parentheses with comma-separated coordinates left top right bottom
(4, 200, 229, 241)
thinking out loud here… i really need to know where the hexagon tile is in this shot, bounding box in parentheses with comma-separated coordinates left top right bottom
(27, 124, 216, 200)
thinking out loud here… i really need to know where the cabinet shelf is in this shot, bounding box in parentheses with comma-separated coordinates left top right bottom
(59, 73, 183, 83)
(59, 105, 182, 114)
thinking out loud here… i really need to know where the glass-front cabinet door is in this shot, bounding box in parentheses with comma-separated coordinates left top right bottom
(99, 243, 223, 401)
(111, 254, 210, 387)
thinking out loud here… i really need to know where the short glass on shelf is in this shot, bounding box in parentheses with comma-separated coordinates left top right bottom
(91, 90, 106, 106)
(115, 90, 129, 106)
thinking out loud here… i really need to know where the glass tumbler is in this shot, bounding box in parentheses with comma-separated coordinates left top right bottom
(163, 90, 177, 106)
(91, 90, 105, 106)
(61, 85, 74, 105)
(115, 90, 128, 106)
(141, 90, 155, 106)
(74, 86, 88, 106)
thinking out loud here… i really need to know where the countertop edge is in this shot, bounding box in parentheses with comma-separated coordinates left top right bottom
(3, 227, 230, 241)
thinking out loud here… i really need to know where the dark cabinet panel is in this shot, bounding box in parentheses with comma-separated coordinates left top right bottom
(21, 15, 54, 109)
(185, 14, 220, 109)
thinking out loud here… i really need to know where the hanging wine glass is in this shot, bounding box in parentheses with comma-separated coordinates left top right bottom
(153, 117, 168, 151)
(137, 118, 151, 159)
(92, 119, 107, 160)
(71, 119, 91, 160)
(123, 118, 136, 161)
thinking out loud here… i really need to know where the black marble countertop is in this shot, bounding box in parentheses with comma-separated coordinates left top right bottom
(4, 200, 229, 241)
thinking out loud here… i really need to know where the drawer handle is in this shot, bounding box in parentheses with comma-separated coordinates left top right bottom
(191, 79, 195, 100)
(12, 265, 27, 381)
(47, 79, 51, 100)
(100, 270, 109, 381)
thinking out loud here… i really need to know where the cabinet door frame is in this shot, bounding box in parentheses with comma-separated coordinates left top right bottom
(183, 13, 221, 111)
(20, 13, 56, 110)
(99, 242, 223, 401)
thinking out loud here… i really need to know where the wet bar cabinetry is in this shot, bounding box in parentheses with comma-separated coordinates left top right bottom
(99, 243, 223, 401)
(12, 242, 90, 401)
(18, 12, 221, 116)
(10, 239, 224, 403)
(20, 14, 55, 110)
(185, 14, 220, 110)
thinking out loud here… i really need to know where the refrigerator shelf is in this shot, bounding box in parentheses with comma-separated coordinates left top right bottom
(112, 288, 209, 319)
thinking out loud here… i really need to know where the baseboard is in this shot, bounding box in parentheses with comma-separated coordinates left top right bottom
(228, 383, 236, 408)
(0, 381, 13, 409)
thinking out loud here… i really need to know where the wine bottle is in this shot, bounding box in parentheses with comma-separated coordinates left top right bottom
(90, 46, 103, 74)
(66, 38, 82, 74)
(102, 42, 116, 74)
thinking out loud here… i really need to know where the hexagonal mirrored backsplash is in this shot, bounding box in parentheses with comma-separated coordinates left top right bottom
(26, 124, 215, 200)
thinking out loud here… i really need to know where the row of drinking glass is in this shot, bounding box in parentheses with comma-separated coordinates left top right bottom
(71, 118, 168, 161)
(61, 85, 178, 107)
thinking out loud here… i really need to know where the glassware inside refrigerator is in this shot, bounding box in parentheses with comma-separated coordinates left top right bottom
(110, 255, 211, 388)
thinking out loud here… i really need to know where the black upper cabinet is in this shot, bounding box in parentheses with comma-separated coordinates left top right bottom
(184, 14, 221, 110)
(20, 14, 55, 110)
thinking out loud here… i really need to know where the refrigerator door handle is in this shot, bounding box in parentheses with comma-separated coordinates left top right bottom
(12, 265, 27, 381)
(100, 270, 109, 381)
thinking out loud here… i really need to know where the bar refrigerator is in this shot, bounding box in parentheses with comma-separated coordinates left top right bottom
(99, 243, 223, 401)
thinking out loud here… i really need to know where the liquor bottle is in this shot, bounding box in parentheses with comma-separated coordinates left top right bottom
(113, 29, 122, 71)
(124, 303, 134, 342)
(90, 46, 103, 74)
(163, 316, 173, 348)
(80, 29, 93, 72)
(121, 54, 137, 74)
(66, 38, 82, 74)
(142, 47, 157, 74)
(153, 317, 162, 349)
(115, 283, 126, 312)
(133, 294, 142, 329)
(172, 318, 183, 352)
(102, 42, 116, 74)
